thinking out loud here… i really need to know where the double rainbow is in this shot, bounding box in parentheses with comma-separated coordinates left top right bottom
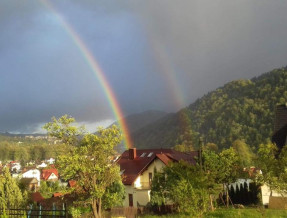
(41, 0, 132, 149)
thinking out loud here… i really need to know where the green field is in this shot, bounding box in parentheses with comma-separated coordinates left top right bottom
(140, 208, 287, 218)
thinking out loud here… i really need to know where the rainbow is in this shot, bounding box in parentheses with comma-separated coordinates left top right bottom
(40, 0, 133, 149)
(149, 38, 186, 108)
(147, 36, 194, 145)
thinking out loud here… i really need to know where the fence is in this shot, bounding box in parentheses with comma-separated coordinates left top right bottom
(0, 204, 68, 218)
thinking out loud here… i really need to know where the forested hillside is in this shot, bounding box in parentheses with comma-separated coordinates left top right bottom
(131, 67, 287, 150)
(0, 134, 67, 163)
(112, 110, 167, 134)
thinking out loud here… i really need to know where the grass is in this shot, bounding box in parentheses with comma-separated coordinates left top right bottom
(206, 208, 287, 218)
(139, 208, 287, 218)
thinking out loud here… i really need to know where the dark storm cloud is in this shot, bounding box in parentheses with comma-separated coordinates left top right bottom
(1, 0, 287, 132)
(129, 0, 287, 104)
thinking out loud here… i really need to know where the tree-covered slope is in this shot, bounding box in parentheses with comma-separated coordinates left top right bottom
(131, 67, 287, 150)
(112, 110, 167, 134)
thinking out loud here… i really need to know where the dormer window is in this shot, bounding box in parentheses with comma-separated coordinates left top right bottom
(147, 152, 153, 157)
(140, 153, 146, 157)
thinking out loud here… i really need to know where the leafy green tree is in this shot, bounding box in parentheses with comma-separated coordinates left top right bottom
(16, 147, 30, 166)
(151, 161, 209, 216)
(217, 148, 240, 206)
(203, 143, 218, 153)
(29, 145, 45, 161)
(43, 115, 85, 146)
(202, 149, 224, 210)
(232, 139, 255, 167)
(173, 144, 194, 152)
(0, 167, 27, 208)
(255, 143, 287, 196)
(43, 115, 124, 218)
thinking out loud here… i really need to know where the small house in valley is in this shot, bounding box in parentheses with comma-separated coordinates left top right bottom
(22, 168, 41, 186)
(41, 168, 59, 182)
(117, 148, 199, 207)
(20, 177, 39, 191)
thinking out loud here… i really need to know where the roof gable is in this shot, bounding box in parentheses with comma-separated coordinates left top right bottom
(117, 148, 198, 185)
(42, 169, 59, 180)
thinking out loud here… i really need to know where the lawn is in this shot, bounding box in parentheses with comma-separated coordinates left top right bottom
(205, 208, 287, 218)
(139, 208, 287, 218)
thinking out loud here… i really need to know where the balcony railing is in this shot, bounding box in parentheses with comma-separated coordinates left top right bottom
(134, 182, 151, 189)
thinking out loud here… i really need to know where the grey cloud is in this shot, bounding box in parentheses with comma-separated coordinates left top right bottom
(1, 0, 287, 132)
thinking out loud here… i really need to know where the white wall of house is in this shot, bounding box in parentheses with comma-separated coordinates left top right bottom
(47, 173, 58, 181)
(261, 184, 287, 206)
(11, 163, 21, 172)
(123, 158, 167, 207)
(37, 162, 47, 168)
(140, 159, 166, 187)
(22, 169, 40, 186)
(46, 158, 55, 165)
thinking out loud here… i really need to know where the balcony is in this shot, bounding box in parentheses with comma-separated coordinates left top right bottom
(134, 182, 151, 190)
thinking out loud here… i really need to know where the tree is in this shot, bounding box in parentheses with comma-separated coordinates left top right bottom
(43, 115, 124, 218)
(150, 161, 209, 216)
(43, 115, 85, 146)
(217, 148, 240, 206)
(0, 167, 27, 208)
(232, 139, 255, 167)
(173, 144, 194, 152)
(203, 143, 218, 153)
(255, 143, 287, 196)
(202, 149, 222, 210)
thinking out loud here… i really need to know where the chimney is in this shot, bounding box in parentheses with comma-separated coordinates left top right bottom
(129, 148, 136, 160)
(274, 104, 287, 133)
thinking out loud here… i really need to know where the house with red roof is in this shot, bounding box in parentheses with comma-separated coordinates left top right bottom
(117, 148, 199, 207)
(41, 168, 59, 182)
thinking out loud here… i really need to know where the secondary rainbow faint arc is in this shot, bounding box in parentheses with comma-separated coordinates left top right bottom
(40, 0, 133, 149)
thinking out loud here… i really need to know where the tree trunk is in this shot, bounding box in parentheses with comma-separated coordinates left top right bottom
(226, 184, 229, 207)
(91, 199, 101, 218)
(209, 194, 214, 211)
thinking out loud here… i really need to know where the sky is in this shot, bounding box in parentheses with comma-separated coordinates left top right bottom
(1, 0, 287, 133)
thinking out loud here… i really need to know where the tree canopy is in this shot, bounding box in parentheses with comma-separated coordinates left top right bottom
(43, 115, 124, 218)
(0, 167, 27, 209)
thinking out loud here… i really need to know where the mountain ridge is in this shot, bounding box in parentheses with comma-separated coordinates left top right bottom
(130, 67, 287, 150)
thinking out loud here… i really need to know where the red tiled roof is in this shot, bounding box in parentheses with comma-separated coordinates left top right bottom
(68, 180, 77, 187)
(53, 192, 64, 197)
(156, 154, 172, 165)
(31, 192, 44, 202)
(42, 169, 58, 180)
(117, 149, 198, 185)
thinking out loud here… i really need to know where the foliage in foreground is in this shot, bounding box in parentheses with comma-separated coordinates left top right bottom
(43, 115, 125, 218)
(255, 143, 287, 195)
(151, 161, 209, 216)
(0, 167, 27, 208)
(150, 147, 247, 215)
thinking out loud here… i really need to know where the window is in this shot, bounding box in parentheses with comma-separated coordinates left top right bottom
(147, 152, 153, 157)
(149, 172, 152, 185)
(140, 153, 146, 157)
(129, 194, 133, 207)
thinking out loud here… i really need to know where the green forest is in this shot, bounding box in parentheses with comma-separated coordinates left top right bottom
(131, 67, 287, 150)
(0, 134, 67, 163)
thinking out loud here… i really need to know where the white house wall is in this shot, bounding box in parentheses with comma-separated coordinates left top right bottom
(140, 159, 166, 187)
(22, 169, 41, 186)
(261, 184, 287, 206)
(47, 173, 58, 181)
(123, 158, 167, 207)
